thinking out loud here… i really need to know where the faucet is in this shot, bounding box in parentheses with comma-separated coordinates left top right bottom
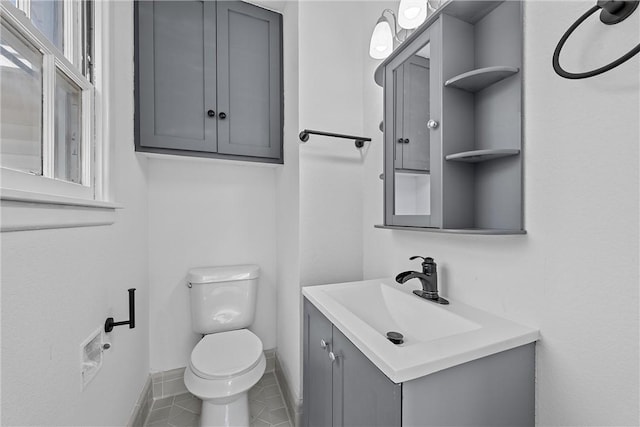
(395, 256, 449, 305)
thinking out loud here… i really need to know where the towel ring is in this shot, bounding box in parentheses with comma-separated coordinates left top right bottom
(553, 1, 640, 79)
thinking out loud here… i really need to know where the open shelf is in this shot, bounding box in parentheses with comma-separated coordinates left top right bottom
(444, 66, 519, 93)
(374, 224, 526, 235)
(396, 168, 430, 175)
(445, 148, 520, 163)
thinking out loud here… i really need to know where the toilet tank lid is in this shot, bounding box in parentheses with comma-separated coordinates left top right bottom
(188, 264, 260, 284)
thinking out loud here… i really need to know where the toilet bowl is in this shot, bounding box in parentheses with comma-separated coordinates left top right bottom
(184, 265, 263, 427)
(184, 329, 265, 426)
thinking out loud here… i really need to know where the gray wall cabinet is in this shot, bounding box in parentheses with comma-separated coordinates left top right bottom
(135, 0, 283, 163)
(378, 0, 524, 233)
(303, 298, 535, 427)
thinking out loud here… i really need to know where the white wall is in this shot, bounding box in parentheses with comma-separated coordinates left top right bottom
(275, 0, 302, 411)
(362, 1, 639, 425)
(298, 1, 366, 289)
(147, 158, 278, 371)
(273, 0, 371, 405)
(1, 2, 150, 425)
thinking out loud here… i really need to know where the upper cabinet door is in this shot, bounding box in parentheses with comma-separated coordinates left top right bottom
(137, 1, 217, 152)
(216, 1, 282, 160)
(401, 55, 431, 171)
(384, 20, 442, 228)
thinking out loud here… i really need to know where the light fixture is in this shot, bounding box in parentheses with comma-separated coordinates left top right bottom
(398, 0, 427, 29)
(369, 15, 394, 59)
(369, 9, 406, 60)
(369, 2, 443, 60)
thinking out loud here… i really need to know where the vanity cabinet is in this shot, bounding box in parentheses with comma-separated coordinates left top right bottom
(135, 0, 283, 163)
(303, 297, 535, 427)
(303, 299, 401, 427)
(377, 0, 524, 233)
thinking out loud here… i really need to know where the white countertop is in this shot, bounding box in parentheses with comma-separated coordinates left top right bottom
(302, 278, 539, 383)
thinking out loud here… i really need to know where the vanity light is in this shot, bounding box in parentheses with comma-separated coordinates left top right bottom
(370, 2, 443, 60)
(369, 9, 407, 59)
(369, 14, 394, 59)
(398, 0, 427, 29)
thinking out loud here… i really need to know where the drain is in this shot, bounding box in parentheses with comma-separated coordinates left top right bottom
(386, 331, 404, 345)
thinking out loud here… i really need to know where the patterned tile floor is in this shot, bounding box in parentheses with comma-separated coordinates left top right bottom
(144, 372, 292, 427)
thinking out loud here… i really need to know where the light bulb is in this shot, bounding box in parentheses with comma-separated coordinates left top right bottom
(398, 0, 427, 29)
(369, 18, 393, 59)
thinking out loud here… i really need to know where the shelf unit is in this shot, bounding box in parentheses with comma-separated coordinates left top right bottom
(444, 66, 519, 92)
(445, 148, 520, 163)
(439, 1, 523, 232)
(374, 224, 526, 235)
(375, 0, 524, 235)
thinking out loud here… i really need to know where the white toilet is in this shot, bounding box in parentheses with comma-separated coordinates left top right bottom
(184, 265, 265, 427)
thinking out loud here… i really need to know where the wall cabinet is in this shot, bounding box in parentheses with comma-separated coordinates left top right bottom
(303, 297, 535, 427)
(135, 0, 283, 163)
(377, 0, 524, 233)
(303, 299, 401, 427)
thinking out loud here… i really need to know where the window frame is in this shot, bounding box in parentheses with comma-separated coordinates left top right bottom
(1, 0, 100, 201)
(1, 0, 118, 232)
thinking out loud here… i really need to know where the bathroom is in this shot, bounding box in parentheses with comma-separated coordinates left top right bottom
(0, 0, 638, 426)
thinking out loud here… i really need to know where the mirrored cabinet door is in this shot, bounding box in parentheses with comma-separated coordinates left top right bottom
(384, 20, 441, 228)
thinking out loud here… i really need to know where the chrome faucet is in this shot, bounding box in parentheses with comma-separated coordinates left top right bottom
(395, 256, 449, 305)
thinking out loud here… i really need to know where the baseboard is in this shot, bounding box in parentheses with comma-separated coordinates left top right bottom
(127, 374, 153, 427)
(275, 354, 303, 427)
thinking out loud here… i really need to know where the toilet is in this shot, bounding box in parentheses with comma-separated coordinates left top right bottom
(184, 265, 265, 427)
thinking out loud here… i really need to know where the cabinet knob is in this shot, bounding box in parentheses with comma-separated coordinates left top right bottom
(328, 351, 338, 362)
(207, 109, 215, 117)
(397, 138, 404, 144)
(218, 112, 227, 119)
(320, 339, 328, 350)
(427, 119, 439, 129)
(404, 138, 410, 144)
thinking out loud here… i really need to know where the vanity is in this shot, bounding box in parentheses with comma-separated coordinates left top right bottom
(377, 0, 524, 234)
(302, 279, 539, 427)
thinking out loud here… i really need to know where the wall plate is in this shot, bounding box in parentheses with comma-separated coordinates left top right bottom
(80, 327, 104, 391)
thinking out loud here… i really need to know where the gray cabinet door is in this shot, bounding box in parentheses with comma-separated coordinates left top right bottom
(384, 19, 442, 228)
(402, 56, 430, 171)
(216, 1, 282, 159)
(332, 328, 401, 427)
(137, 1, 217, 152)
(303, 300, 334, 427)
(394, 56, 430, 171)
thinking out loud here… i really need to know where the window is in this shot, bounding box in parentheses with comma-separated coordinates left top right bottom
(1, 0, 96, 200)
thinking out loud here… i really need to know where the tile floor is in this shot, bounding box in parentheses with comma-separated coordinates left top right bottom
(144, 372, 292, 427)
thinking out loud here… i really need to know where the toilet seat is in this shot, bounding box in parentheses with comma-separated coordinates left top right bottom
(190, 329, 263, 380)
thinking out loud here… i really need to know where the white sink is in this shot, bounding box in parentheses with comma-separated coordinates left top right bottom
(303, 278, 539, 383)
(326, 281, 480, 346)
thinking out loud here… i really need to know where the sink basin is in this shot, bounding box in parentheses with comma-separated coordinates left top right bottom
(302, 278, 538, 383)
(326, 282, 480, 346)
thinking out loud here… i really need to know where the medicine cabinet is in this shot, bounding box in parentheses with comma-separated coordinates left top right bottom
(376, 0, 525, 234)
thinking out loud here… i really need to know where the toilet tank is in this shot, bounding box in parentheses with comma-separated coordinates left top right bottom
(187, 265, 260, 334)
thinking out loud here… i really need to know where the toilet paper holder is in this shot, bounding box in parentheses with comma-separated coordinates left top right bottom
(105, 288, 136, 333)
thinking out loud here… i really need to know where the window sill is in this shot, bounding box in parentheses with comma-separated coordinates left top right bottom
(1, 189, 122, 232)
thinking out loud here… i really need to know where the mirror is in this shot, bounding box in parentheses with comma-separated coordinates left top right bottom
(393, 42, 431, 217)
